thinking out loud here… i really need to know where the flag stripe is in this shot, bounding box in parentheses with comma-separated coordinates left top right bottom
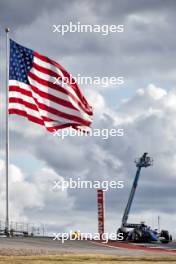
(9, 40, 93, 132)
(33, 57, 64, 80)
(33, 55, 82, 99)
(28, 70, 93, 115)
(33, 62, 59, 79)
(9, 80, 92, 116)
(34, 52, 90, 109)
(9, 87, 92, 121)
(9, 108, 45, 126)
(9, 92, 92, 126)
(9, 107, 80, 132)
(9, 85, 78, 112)
(9, 103, 45, 122)
(9, 101, 83, 127)
(29, 66, 89, 112)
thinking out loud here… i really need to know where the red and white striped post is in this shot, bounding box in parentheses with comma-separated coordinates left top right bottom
(97, 189, 105, 239)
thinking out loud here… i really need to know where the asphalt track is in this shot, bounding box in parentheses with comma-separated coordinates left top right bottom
(0, 237, 175, 256)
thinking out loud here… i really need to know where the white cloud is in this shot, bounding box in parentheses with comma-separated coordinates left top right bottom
(1, 83, 176, 236)
(0, 160, 73, 224)
(147, 84, 167, 100)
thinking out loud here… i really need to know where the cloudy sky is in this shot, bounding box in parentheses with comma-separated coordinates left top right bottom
(0, 0, 176, 237)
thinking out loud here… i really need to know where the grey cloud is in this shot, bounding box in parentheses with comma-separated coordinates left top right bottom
(0, 0, 70, 29)
(1, 0, 176, 87)
(1, 0, 176, 235)
(7, 85, 176, 219)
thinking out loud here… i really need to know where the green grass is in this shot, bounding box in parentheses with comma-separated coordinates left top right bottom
(0, 255, 176, 264)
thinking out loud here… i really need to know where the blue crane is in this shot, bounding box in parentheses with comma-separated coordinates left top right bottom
(121, 152, 152, 228)
(117, 153, 171, 243)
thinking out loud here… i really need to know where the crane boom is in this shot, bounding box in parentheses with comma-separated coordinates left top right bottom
(121, 153, 152, 228)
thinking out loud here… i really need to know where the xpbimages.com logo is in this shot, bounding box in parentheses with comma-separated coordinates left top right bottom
(53, 231, 124, 244)
(53, 128, 124, 140)
(52, 178, 124, 192)
(52, 21, 124, 36)
(52, 74, 124, 88)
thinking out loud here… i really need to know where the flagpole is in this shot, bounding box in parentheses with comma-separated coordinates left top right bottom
(5, 27, 10, 235)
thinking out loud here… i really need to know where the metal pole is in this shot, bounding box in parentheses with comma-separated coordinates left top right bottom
(5, 28, 10, 235)
(42, 224, 45, 237)
(158, 216, 160, 233)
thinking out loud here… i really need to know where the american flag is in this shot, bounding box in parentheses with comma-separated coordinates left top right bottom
(9, 39, 93, 132)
